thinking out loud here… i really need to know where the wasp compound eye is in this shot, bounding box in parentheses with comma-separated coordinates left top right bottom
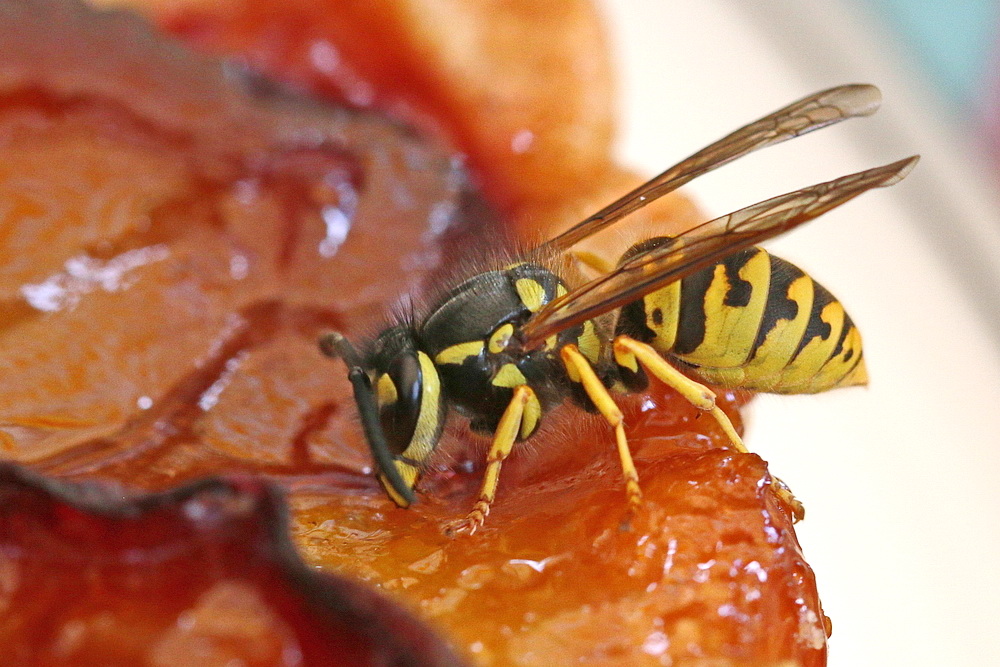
(376, 352, 423, 456)
(368, 347, 446, 508)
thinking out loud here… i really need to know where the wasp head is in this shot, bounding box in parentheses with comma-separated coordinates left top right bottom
(320, 328, 445, 507)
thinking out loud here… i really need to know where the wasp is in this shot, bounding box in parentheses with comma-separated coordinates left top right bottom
(321, 84, 917, 536)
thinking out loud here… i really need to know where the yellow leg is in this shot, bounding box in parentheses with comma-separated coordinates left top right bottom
(569, 249, 616, 276)
(444, 385, 536, 537)
(613, 336, 745, 446)
(613, 335, 804, 522)
(561, 344, 642, 513)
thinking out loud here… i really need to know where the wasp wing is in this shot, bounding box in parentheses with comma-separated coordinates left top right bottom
(519, 156, 918, 348)
(535, 84, 882, 255)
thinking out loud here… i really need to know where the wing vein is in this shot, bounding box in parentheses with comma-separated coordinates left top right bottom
(519, 156, 919, 348)
(535, 84, 882, 255)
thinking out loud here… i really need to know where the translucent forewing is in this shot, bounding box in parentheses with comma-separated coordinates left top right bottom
(518, 156, 919, 348)
(535, 84, 882, 256)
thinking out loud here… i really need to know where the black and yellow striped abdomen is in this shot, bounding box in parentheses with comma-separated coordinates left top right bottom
(616, 242, 867, 394)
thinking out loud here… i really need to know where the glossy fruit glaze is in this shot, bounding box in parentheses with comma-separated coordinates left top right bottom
(0, 466, 463, 666)
(1, 1, 828, 665)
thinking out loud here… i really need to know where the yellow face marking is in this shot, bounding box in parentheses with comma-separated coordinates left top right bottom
(492, 363, 528, 388)
(557, 284, 568, 297)
(515, 278, 546, 312)
(376, 373, 398, 406)
(489, 323, 514, 354)
(377, 353, 443, 508)
(435, 340, 484, 365)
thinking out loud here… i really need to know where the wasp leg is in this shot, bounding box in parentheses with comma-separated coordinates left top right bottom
(560, 344, 643, 514)
(612, 335, 804, 522)
(568, 248, 616, 277)
(612, 336, 744, 447)
(444, 384, 537, 537)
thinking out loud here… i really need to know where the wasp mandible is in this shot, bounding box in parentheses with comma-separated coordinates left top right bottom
(321, 84, 918, 536)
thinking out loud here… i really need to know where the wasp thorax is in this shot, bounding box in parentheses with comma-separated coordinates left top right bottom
(414, 263, 578, 436)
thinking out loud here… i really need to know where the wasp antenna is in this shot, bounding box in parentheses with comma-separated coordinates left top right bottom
(319, 331, 364, 367)
(319, 331, 416, 503)
(345, 364, 417, 506)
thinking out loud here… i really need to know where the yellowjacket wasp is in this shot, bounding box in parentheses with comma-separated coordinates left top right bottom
(321, 84, 917, 535)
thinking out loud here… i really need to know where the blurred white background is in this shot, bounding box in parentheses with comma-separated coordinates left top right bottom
(600, 1, 1000, 665)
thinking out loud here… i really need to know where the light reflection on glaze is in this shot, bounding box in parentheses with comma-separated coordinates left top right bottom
(641, 630, 669, 656)
(21, 245, 170, 312)
(198, 352, 248, 411)
(319, 180, 358, 258)
(744, 559, 768, 582)
(319, 205, 352, 257)
(662, 538, 678, 575)
(506, 556, 557, 574)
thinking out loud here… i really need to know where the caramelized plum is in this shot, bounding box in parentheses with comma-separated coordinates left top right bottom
(1, 0, 829, 664)
(0, 464, 464, 666)
(137, 0, 708, 268)
(287, 383, 826, 666)
(157, 0, 617, 225)
(0, 0, 489, 482)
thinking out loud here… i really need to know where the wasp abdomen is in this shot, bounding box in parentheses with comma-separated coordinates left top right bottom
(615, 243, 867, 394)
